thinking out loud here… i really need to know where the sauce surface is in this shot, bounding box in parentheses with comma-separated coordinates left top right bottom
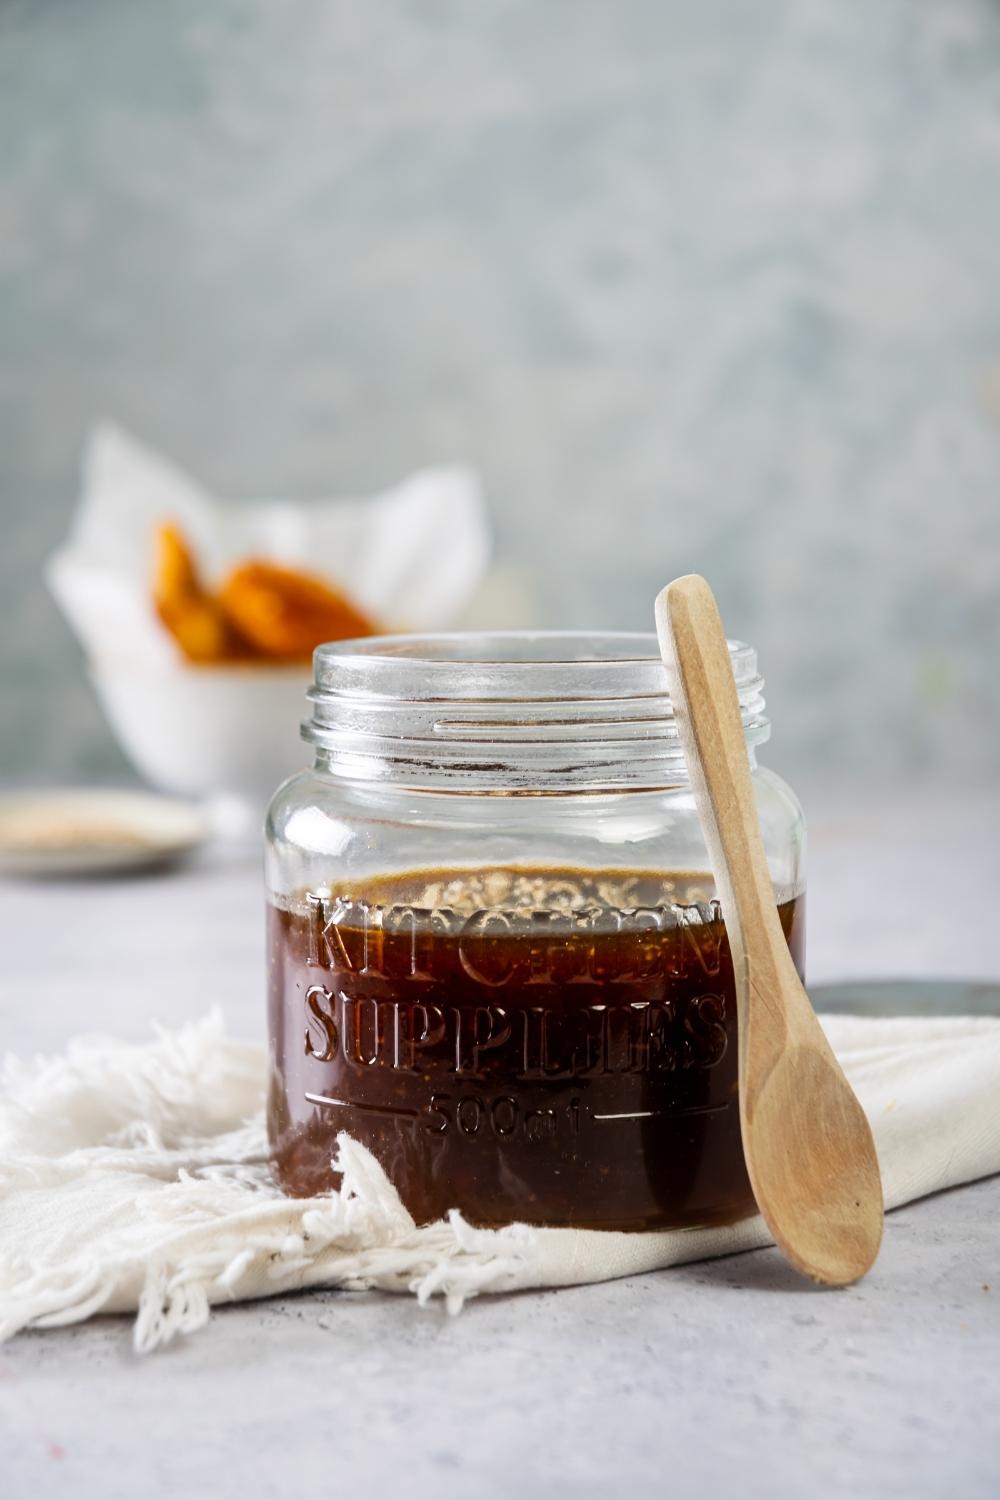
(267, 867, 804, 1230)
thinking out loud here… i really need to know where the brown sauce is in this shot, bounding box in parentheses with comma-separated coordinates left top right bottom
(267, 867, 804, 1231)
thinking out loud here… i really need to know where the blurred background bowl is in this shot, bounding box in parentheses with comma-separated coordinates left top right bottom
(89, 660, 309, 811)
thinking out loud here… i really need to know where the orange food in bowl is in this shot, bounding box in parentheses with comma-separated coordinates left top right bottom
(219, 561, 376, 661)
(151, 522, 377, 665)
(152, 525, 253, 664)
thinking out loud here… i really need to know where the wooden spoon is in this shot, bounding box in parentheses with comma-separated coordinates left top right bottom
(655, 574, 883, 1286)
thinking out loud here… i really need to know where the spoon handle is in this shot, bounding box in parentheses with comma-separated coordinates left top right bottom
(655, 574, 797, 1048)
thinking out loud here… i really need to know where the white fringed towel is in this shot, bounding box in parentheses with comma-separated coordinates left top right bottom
(1, 1011, 998, 1352)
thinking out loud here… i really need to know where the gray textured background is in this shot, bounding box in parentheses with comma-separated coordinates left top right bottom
(2, 0, 999, 786)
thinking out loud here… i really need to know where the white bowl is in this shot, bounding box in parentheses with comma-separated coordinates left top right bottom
(90, 660, 310, 809)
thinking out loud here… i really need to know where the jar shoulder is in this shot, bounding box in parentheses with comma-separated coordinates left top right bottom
(266, 762, 806, 898)
(753, 763, 807, 835)
(268, 763, 805, 831)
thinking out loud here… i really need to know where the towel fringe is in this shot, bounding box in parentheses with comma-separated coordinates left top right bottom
(3, 1010, 999, 1351)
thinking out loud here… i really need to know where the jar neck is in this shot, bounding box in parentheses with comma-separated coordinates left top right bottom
(303, 630, 770, 793)
(310, 743, 763, 792)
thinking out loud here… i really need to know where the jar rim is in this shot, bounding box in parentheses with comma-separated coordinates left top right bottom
(318, 628, 727, 665)
(305, 630, 769, 791)
(313, 629, 759, 690)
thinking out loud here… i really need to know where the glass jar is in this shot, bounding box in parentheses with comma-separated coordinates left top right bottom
(266, 632, 805, 1232)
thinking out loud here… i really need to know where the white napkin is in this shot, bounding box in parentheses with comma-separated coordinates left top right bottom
(1, 1011, 998, 1353)
(46, 424, 492, 666)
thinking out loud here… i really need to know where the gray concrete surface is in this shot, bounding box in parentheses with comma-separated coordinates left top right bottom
(1, 788, 999, 1497)
(2, 1178, 999, 1500)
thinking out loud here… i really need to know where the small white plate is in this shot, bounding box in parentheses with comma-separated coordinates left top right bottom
(0, 789, 209, 877)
